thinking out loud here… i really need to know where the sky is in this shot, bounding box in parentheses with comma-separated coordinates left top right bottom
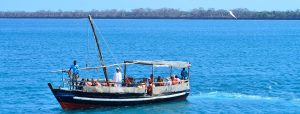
(0, 0, 299, 11)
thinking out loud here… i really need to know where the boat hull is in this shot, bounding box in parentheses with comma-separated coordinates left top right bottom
(48, 83, 189, 109)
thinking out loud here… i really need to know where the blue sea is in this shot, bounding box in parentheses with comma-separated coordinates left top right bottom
(1, 19, 300, 113)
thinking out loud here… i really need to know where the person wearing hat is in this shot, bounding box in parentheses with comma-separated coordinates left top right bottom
(113, 67, 122, 87)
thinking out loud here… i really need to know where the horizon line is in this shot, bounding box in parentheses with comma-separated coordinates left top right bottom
(1, 7, 300, 12)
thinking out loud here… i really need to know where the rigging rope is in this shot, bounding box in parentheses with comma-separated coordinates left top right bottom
(86, 20, 90, 67)
(92, 20, 123, 70)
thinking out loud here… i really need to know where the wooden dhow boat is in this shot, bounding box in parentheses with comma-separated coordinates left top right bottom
(48, 15, 191, 110)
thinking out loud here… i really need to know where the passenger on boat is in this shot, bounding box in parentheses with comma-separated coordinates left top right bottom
(167, 77, 172, 86)
(78, 78, 86, 89)
(86, 78, 93, 86)
(68, 60, 79, 89)
(68, 60, 79, 77)
(113, 67, 122, 87)
(137, 78, 147, 88)
(149, 74, 154, 85)
(147, 74, 155, 95)
(155, 76, 165, 86)
(92, 79, 100, 86)
(171, 76, 178, 85)
(181, 68, 188, 80)
(175, 75, 181, 84)
(125, 77, 134, 87)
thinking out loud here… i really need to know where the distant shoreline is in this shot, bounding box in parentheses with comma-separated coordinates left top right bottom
(1, 8, 300, 20)
(1, 17, 300, 20)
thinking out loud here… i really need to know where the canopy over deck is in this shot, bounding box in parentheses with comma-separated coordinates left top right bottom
(125, 60, 191, 68)
(50, 60, 191, 72)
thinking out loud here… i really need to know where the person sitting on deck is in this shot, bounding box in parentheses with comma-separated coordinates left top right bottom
(125, 77, 134, 87)
(86, 78, 93, 86)
(137, 78, 147, 88)
(68, 60, 79, 89)
(171, 76, 178, 85)
(92, 78, 100, 86)
(167, 77, 172, 86)
(78, 78, 86, 89)
(175, 75, 181, 84)
(113, 67, 122, 87)
(181, 68, 188, 80)
(160, 78, 165, 86)
(155, 76, 165, 86)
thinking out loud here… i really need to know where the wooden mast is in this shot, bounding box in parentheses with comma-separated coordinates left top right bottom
(88, 15, 110, 86)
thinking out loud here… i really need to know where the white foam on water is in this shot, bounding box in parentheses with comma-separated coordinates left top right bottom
(189, 91, 279, 101)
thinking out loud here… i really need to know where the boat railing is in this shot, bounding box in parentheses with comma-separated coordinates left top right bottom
(152, 80, 189, 86)
(62, 77, 148, 90)
(152, 80, 190, 96)
(63, 78, 188, 90)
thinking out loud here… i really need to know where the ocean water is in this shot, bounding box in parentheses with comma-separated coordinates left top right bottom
(1, 19, 300, 113)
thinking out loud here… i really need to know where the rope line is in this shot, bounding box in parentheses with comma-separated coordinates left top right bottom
(92, 20, 123, 70)
(86, 20, 89, 67)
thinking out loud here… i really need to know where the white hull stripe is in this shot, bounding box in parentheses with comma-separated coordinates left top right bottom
(73, 92, 187, 102)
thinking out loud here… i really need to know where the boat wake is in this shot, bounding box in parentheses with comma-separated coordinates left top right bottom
(189, 91, 280, 101)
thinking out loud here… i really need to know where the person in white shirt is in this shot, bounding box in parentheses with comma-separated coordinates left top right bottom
(113, 67, 122, 87)
(167, 77, 172, 86)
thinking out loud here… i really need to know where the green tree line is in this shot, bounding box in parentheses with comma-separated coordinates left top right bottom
(1, 8, 300, 19)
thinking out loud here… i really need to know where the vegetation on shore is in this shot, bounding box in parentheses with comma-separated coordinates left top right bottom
(1, 8, 300, 19)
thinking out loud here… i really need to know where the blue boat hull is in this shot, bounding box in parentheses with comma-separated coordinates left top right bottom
(48, 83, 189, 109)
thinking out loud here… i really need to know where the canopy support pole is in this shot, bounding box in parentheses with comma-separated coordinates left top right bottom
(170, 66, 173, 76)
(188, 65, 190, 80)
(151, 64, 154, 96)
(88, 15, 109, 86)
(152, 64, 154, 76)
(124, 62, 127, 82)
(61, 70, 64, 88)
